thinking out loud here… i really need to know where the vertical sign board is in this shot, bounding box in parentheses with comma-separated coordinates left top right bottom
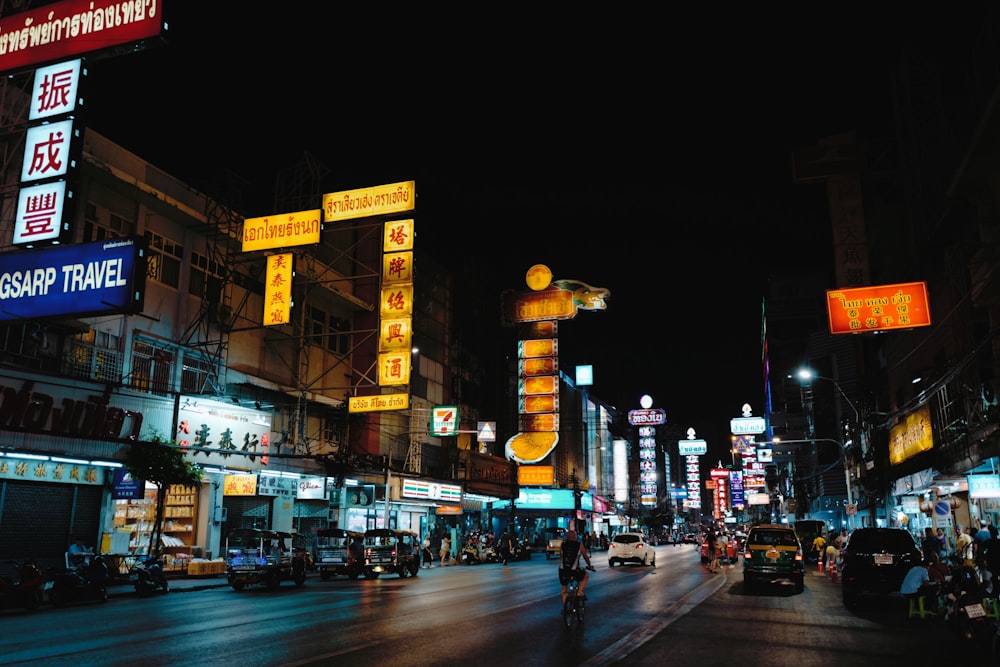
(14, 58, 86, 246)
(378, 218, 415, 390)
(263, 253, 293, 326)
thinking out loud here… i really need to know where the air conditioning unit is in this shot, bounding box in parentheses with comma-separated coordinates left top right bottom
(983, 380, 998, 407)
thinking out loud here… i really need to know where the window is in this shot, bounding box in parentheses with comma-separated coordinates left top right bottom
(180, 353, 219, 394)
(145, 231, 182, 288)
(328, 316, 350, 356)
(66, 328, 122, 383)
(82, 203, 134, 242)
(190, 251, 223, 299)
(129, 338, 173, 395)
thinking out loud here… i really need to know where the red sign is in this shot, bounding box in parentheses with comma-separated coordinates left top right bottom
(0, 0, 167, 74)
(826, 281, 931, 334)
(628, 408, 666, 426)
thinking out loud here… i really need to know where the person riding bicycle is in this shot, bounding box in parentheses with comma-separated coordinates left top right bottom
(559, 529, 595, 605)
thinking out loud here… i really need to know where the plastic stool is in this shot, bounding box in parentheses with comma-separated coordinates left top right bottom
(907, 594, 931, 619)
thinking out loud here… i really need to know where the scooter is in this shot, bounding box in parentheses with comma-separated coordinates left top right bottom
(943, 561, 993, 642)
(46, 554, 111, 607)
(130, 553, 169, 596)
(0, 559, 45, 612)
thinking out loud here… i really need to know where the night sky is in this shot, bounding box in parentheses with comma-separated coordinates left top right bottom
(59, 2, 990, 459)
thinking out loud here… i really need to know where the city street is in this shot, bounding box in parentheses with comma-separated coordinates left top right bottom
(3, 544, 996, 666)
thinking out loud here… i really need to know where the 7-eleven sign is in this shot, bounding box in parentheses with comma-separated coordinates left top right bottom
(431, 405, 460, 436)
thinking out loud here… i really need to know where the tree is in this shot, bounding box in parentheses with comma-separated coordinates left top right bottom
(122, 433, 203, 555)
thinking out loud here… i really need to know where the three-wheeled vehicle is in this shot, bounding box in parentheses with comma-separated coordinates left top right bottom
(362, 528, 421, 579)
(313, 528, 365, 580)
(225, 528, 308, 591)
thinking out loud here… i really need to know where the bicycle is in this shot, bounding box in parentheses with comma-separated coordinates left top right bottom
(562, 565, 595, 629)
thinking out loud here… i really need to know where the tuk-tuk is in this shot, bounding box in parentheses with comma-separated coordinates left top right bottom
(313, 528, 365, 580)
(224, 528, 308, 591)
(362, 528, 421, 579)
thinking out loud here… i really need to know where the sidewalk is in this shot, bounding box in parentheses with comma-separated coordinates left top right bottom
(107, 574, 230, 598)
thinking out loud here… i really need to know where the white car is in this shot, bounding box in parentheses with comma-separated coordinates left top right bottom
(608, 532, 655, 567)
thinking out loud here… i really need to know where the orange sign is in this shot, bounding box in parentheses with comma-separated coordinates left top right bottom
(323, 181, 415, 223)
(520, 414, 559, 431)
(826, 281, 931, 334)
(520, 395, 557, 414)
(518, 339, 557, 358)
(519, 465, 555, 486)
(503, 287, 576, 322)
(520, 376, 557, 395)
(520, 357, 557, 377)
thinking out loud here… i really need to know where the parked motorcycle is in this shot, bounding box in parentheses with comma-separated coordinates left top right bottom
(130, 553, 169, 596)
(46, 554, 111, 607)
(0, 559, 45, 612)
(943, 560, 993, 642)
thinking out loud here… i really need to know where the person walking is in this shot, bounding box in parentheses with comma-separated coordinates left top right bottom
(706, 527, 719, 573)
(921, 527, 941, 560)
(440, 534, 452, 566)
(422, 534, 434, 568)
(956, 524, 974, 566)
(716, 531, 731, 568)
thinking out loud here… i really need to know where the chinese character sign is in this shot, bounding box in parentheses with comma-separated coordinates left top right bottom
(264, 253, 293, 326)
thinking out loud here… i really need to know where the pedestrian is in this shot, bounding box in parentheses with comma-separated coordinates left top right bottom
(706, 527, 719, 573)
(499, 530, 514, 565)
(980, 524, 1000, 597)
(834, 528, 849, 550)
(956, 524, 974, 567)
(422, 534, 434, 568)
(812, 533, 827, 563)
(440, 534, 452, 566)
(936, 527, 949, 558)
(716, 531, 730, 568)
(921, 526, 941, 560)
(975, 519, 992, 560)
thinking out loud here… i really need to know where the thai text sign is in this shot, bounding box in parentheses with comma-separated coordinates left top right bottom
(826, 281, 931, 334)
(323, 181, 415, 223)
(348, 393, 409, 413)
(242, 209, 320, 252)
(0, 0, 165, 75)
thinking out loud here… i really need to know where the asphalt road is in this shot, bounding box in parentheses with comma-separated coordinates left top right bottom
(611, 561, 998, 666)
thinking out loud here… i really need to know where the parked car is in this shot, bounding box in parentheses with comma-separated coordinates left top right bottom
(608, 532, 656, 567)
(742, 524, 805, 593)
(840, 527, 921, 607)
(700, 534, 740, 564)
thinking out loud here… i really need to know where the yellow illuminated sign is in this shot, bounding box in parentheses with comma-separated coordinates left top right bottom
(264, 253, 293, 326)
(242, 210, 321, 252)
(378, 351, 411, 386)
(889, 404, 934, 465)
(379, 317, 412, 353)
(380, 285, 413, 318)
(384, 219, 414, 251)
(223, 474, 258, 496)
(348, 393, 410, 413)
(323, 181, 415, 223)
(382, 251, 414, 285)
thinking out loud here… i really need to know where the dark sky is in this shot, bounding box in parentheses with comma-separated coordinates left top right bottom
(65, 3, 989, 458)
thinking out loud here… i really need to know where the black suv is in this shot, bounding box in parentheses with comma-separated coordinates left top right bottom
(840, 527, 921, 607)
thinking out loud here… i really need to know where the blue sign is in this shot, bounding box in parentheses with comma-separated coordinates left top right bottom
(112, 468, 144, 500)
(0, 237, 145, 320)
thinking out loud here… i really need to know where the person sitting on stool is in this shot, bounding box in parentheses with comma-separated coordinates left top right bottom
(68, 536, 92, 569)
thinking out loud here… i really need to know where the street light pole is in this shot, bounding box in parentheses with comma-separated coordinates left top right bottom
(794, 368, 860, 530)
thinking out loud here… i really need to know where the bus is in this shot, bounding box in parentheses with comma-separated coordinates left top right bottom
(793, 520, 828, 561)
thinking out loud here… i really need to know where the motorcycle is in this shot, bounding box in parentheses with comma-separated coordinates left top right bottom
(943, 560, 993, 642)
(45, 554, 111, 607)
(0, 559, 45, 612)
(130, 553, 169, 596)
(461, 540, 483, 565)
